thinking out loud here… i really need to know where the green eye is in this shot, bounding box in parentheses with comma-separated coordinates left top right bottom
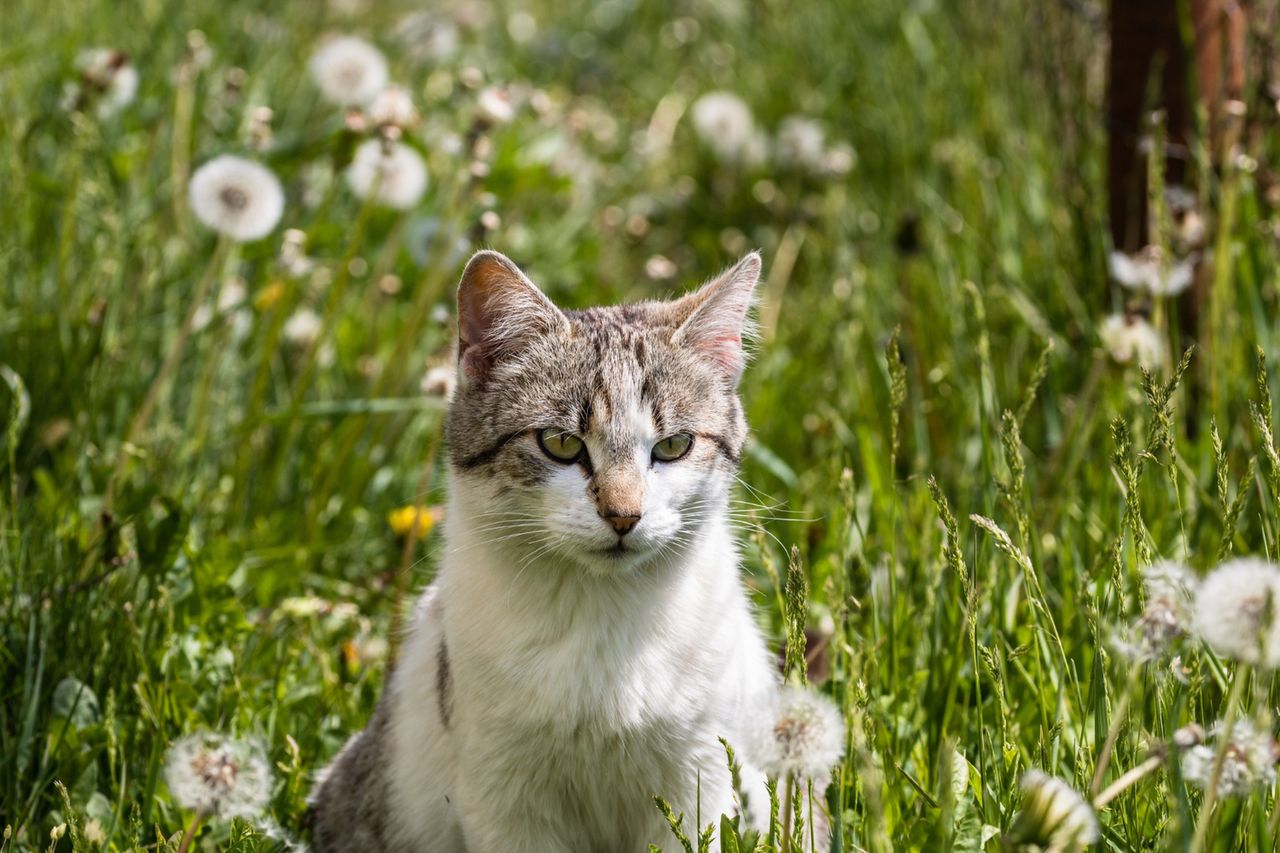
(537, 428, 585, 463)
(652, 433, 693, 462)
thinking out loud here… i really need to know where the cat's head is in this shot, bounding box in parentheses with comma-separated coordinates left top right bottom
(445, 250, 760, 576)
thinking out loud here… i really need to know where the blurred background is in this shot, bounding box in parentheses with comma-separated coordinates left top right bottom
(2, 0, 1280, 850)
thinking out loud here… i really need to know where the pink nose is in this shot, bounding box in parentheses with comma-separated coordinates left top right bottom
(602, 512, 641, 536)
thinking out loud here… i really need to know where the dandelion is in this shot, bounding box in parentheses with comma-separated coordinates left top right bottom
(254, 281, 286, 312)
(775, 115, 827, 174)
(476, 86, 515, 126)
(823, 141, 857, 176)
(690, 91, 767, 166)
(73, 48, 139, 118)
(420, 365, 455, 399)
(1182, 718, 1279, 797)
(83, 818, 105, 846)
(345, 139, 428, 210)
(189, 156, 284, 242)
(1141, 560, 1198, 644)
(754, 685, 845, 782)
(309, 36, 388, 107)
(283, 308, 323, 346)
(393, 11, 460, 63)
(388, 505, 437, 538)
(367, 85, 419, 132)
(1165, 185, 1206, 249)
(1098, 313, 1166, 370)
(1192, 558, 1280, 667)
(165, 732, 272, 819)
(1005, 771, 1099, 852)
(644, 254, 678, 281)
(1108, 246, 1195, 297)
(1112, 561, 1199, 662)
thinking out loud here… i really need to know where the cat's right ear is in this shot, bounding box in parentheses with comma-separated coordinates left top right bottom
(456, 251, 568, 385)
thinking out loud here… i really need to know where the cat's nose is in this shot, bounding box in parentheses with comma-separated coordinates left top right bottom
(602, 511, 641, 536)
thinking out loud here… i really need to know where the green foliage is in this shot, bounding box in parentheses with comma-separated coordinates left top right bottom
(2, 0, 1280, 850)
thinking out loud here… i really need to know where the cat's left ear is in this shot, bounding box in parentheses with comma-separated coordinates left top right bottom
(672, 252, 761, 384)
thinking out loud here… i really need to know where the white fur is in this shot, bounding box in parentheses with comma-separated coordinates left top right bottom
(381, 399, 776, 851)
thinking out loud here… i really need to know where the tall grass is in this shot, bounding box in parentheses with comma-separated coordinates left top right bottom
(2, 0, 1280, 849)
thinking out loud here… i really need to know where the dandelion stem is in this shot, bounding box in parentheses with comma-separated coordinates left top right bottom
(175, 809, 205, 853)
(1092, 753, 1163, 810)
(108, 237, 229, 506)
(387, 429, 442, 671)
(1090, 676, 1137, 797)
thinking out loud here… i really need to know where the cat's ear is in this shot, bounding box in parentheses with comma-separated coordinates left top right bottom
(672, 252, 761, 383)
(456, 251, 568, 384)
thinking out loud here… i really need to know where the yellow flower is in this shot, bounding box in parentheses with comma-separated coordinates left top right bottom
(388, 505, 435, 538)
(253, 280, 285, 311)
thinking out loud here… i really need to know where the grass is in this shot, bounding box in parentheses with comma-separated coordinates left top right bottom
(2, 0, 1280, 849)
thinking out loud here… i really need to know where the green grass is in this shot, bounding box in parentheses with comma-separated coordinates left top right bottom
(2, 0, 1280, 849)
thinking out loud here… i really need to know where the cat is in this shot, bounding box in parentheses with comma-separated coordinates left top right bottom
(309, 250, 778, 852)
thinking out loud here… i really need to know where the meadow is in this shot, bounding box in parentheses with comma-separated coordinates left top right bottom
(3, 0, 1280, 849)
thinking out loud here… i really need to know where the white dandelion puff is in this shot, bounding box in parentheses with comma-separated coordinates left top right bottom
(1108, 246, 1195, 296)
(691, 91, 766, 166)
(283, 308, 323, 346)
(753, 685, 845, 782)
(165, 733, 272, 819)
(775, 115, 827, 174)
(420, 365, 455, 399)
(1099, 313, 1166, 370)
(309, 36, 388, 107)
(1192, 557, 1280, 667)
(1113, 561, 1200, 662)
(1182, 718, 1279, 797)
(476, 86, 516, 126)
(1006, 771, 1099, 851)
(345, 139, 428, 210)
(368, 85, 419, 131)
(393, 11, 460, 63)
(1142, 560, 1199, 644)
(73, 48, 139, 118)
(189, 156, 285, 242)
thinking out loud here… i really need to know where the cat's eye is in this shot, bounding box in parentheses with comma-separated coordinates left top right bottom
(537, 428, 585, 463)
(652, 433, 694, 462)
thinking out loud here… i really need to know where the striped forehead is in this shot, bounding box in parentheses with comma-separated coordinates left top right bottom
(572, 311, 665, 446)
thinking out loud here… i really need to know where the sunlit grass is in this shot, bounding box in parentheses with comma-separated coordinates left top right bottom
(2, 0, 1280, 850)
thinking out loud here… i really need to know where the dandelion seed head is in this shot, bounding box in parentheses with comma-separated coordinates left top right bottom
(1192, 558, 1280, 667)
(1099, 313, 1166, 370)
(420, 365, 456, 399)
(476, 86, 515, 126)
(165, 733, 272, 819)
(189, 156, 284, 242)
(283, 308, 323, 347)
(775, 115, 826, 173)
(368, 85, 419, 130)
(752, 685, 845, 782)
(394, 11, 460, 63)
(309, 36, 388, 107)
(345, 139, 428, 210)
(75, 48, 138, 118)
(691, 91, 766, 166)
(1108, 246, 1195, 296)
(1182, 718, 1279, 797)
(1006, 771, 1099, 851)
